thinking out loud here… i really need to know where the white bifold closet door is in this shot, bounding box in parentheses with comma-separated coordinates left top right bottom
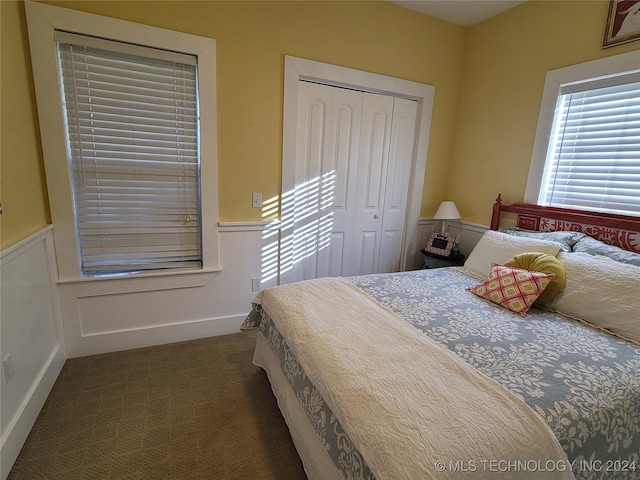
(280, 80, 417, 283)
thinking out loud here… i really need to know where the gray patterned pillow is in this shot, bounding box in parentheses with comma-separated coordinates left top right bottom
(500, 226, 586, 252)
(572, 235, 640, 267)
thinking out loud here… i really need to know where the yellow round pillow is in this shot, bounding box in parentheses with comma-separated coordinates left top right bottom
(504, 252, 565, 306)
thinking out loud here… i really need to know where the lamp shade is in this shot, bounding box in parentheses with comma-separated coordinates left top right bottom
(433, 201, 461, 220)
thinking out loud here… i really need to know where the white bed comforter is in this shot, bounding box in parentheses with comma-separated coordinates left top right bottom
(258, 277, 575, 480)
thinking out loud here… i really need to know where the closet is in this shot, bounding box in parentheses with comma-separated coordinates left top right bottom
(279, 80, 418, 283)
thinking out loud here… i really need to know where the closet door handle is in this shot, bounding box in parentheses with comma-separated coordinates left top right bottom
(373, 214, 380, 219)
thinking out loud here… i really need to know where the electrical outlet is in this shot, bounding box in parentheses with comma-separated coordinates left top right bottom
(252, 192, 262, 208)
(251, 277, 261, 292)
(3, 354, 15, 383)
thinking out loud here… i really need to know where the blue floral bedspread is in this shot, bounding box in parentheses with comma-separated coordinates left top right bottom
(242, 267, 640, 480)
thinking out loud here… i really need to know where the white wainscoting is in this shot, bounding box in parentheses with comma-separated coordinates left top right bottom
(1, 226, 66, 480)
(59, 218, 486, 357)
(58, 221, 279, 358)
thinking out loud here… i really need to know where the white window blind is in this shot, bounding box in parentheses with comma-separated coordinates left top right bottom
(56, 32, 202, 274)
(539, 75, 640, 217)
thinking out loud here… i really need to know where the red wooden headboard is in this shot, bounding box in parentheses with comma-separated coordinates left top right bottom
(490, 194, 640, 253)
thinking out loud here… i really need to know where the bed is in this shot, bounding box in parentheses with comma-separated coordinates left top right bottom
(241, 196, 640, 480)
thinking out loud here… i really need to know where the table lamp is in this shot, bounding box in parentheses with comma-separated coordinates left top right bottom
(434, 201, 461, 234)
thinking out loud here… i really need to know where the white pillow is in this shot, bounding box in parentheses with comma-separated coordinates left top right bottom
(464, 230, 563, 278)
(552, 251, 640, 343)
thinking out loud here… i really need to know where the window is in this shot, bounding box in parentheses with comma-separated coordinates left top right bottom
(525, 51, 640, 218)
(540, 76, 640, 216)
(26, 2, 220, 280)
(57, 33, 201, 274)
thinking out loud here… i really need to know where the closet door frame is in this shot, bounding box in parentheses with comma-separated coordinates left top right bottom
(281, 56, 434, 281)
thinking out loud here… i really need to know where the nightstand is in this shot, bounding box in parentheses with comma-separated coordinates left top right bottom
(420, 249, 465, 269)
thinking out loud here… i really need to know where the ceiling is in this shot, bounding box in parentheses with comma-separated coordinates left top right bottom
(389, 0, 527, 27)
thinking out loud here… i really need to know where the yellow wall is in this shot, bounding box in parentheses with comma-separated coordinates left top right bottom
(446, 0, 640, 225)
(0, 0, 466, 248)
(1, 0, 52, 248)
(3, 0, 640, 249)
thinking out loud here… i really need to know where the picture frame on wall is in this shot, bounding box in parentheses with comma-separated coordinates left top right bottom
(602, 0, 640, 48)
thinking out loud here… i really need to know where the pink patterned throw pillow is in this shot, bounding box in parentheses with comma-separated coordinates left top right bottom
(467, 263, 554, 315)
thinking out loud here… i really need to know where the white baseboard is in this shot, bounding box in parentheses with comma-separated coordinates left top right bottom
(1, 347, 65, 480)
(65, 313, 247, 358)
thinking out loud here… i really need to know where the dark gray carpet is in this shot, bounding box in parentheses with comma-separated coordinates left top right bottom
(8, 333, 307, 479)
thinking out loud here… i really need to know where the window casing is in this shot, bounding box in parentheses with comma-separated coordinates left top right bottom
(26, 2, 219, 281)
(526, 51, 640, 218)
